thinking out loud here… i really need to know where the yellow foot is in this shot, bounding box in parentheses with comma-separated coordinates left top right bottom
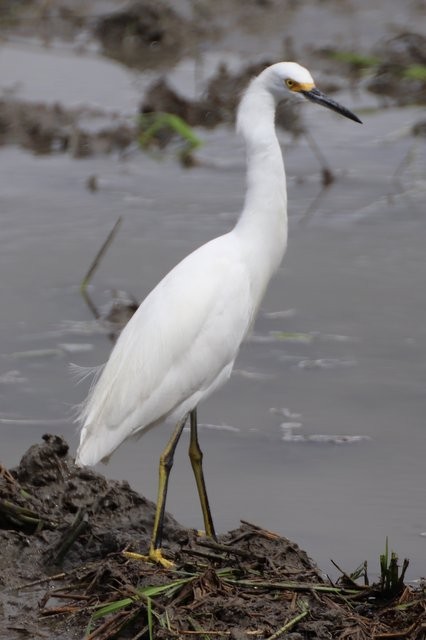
(195, 529, 217, 541)
(122, 547, 175, 569)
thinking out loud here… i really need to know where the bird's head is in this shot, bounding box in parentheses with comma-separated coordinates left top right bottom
(263, 61, 362, 124)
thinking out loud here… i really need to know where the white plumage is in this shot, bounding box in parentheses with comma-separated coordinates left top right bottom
(77, 237, 254, 464)
(75, 62, 360, 561)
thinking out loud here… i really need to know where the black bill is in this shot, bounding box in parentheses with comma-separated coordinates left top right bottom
(302, 87, 362, 124)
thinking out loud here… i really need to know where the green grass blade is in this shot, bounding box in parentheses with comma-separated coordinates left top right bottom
(147, 597, 153, 640)
(404, 65, 426, 81)
(92, 575, 192, 620)
(138, 112, 202, 159)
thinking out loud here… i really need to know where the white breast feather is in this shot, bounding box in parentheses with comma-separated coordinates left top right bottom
(76, 231, 253, 465)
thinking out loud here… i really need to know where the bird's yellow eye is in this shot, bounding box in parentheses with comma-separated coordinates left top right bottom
(286, 79, 294, 89)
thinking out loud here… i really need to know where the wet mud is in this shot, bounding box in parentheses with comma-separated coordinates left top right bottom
(1, 436, 426, 640)
(0, 435, 181, 639)
(0, 99, 135, 157)
(0, 60, 303, 158)
(0, 2, 424, 157)
(142, 62, 304, 135)
(1, 38, 424, 158)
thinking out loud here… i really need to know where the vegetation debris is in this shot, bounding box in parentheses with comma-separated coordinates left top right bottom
(1, 436, 425, 639)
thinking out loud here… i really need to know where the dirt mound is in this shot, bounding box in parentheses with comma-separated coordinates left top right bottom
(1, 435, 183, 564)
(1, 436, 425, 639)
(0, 435, 182, 639)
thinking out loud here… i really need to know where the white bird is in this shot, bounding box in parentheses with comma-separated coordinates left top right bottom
(76, 62, 361, 567)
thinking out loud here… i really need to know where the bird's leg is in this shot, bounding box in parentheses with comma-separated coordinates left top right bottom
(188, 408, 217, 540)
(149, 413, 189, 567)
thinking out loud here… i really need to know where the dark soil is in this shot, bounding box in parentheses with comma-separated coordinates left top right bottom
(1, 436, 425, 640)
(0, 99, 135, 157)
(0, 61, 304, 160)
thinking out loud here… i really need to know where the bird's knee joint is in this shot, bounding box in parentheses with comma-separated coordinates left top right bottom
(189, 445, 203, 464)
(160, 453, 174, 473)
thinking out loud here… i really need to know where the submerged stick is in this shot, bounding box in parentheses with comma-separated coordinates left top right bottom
(304, 129, 335, 186)
(80, 216, 123, 321)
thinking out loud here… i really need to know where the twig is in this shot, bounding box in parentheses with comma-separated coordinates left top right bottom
(226, 530, 258, 545)
(265, 600, 309, 640)
(51, 508, 89, 564)
(304, 130, 335, 185)
(373, 621, 418, 639)
(330, 558, 367, 589)
(86, 610, 133, 640)
(128, 624, 149, 640)
(195, 539, 262, 560)
(239, 520, 280, 539)
(80, 216, 122, 322)
(46, 591, 92, 601)
(92, 607, 147, 640)
(179, 547, 228, 563)
(40, 605, 81, 616)
(223, 577, 358, 595)
(15, 559, 103, 590)
(15, 571, 68, 590)
(80, 216, 122, 295)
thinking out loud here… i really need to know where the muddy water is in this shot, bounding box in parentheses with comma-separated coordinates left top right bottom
(1, 32, 426, 580)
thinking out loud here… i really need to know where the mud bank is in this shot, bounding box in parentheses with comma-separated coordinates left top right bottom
(0, 59, 303, 159)
(1, 437, 425, 640)
(1, 1, 424, 159)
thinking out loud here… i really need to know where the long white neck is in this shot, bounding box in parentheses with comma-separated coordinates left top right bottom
(234, 72, 288, 282)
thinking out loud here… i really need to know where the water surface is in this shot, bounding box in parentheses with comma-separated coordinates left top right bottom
(1, 31, 425, 579)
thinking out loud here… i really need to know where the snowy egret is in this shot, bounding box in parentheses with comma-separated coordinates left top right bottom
(76, 62, 361, 567)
